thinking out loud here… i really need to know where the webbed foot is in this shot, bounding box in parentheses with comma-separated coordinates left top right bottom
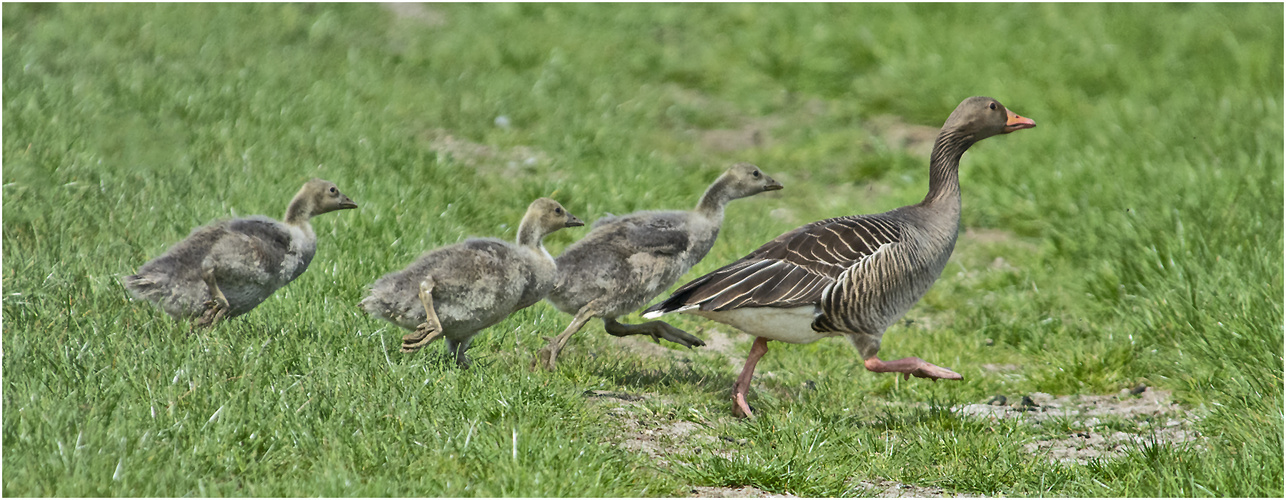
(863, 356, 964, 381)
(604, 319, 706, 348)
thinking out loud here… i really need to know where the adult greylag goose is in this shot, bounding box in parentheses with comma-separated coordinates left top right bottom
(536, 163, 782, 370)
(123, 178, 357, 326)
(644, 97, 1035, 417)
(360, 198, 583, 368)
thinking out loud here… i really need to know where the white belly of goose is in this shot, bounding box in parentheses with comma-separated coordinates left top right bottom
(684, 305, 838, 344)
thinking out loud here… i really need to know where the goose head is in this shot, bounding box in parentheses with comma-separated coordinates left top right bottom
(943, 96, 1036, 143)
(518, 197, 583, 246)
(285, 178, 357, 225)
(719, 162, 784, 199)
(302, 178, 358, 216)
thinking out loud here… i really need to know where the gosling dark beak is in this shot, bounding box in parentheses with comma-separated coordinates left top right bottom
(1003, 109, 1036, 134)
(338, 196, 358, 210)
(565, 214, 584, 227)
(763, 177, 784, 191)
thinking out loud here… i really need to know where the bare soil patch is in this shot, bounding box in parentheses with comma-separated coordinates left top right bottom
(690, 479, 973, 498)
(419, 129, 552, 177)
(954, 387, 1204, 465)
(961, 227, 1039, 251)
(685, 96, 828, 157)
(690, 485, 798, 498)
(696, 120, 778, 154)
(861, 114, 939, 158)
(582, 390, 725, 468)
(698, 328, 741, 362)
(585, 389, 960, 498)
(851, 478, 980, 498)
(381, 2, 447, 26)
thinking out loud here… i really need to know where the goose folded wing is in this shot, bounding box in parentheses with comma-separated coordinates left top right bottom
(621, 215, 691, 256)
(651, 215, 903, 312)
(228, 218, 293, 251)
(205, 218, 293, 281)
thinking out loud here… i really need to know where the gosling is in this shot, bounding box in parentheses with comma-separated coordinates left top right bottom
(122, 178, 357, 326)
(537, 163, 782, 369)
(360, 198, 583, 368)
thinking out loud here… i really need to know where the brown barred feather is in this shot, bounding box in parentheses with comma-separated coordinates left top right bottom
(646, 214, 904, 313)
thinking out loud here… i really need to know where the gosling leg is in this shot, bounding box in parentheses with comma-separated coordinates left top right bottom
(401, 277, 445, 353)
(194, 267, 230, 328)
(446, 337, 475, 369)
(603, 317, 706, 348)
(535, 302, 599, 370)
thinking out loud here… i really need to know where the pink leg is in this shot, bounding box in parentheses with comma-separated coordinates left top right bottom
(864, 356, 963, 381)
(732, 337, 770, 418)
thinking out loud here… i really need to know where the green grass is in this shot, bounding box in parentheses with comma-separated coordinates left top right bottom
(3, 2, 1281, 497)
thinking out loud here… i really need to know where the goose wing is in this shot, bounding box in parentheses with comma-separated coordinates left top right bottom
(645, 214, 903, 313)
(604, 212, 691, 257)
(205, 217, 294, 281)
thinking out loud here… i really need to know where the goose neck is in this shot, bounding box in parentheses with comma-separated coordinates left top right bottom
(516, 219, 545, 249)
(695, 178, 731, 220)
(922, 129, 974, 205)
(283, 195, 313, 226)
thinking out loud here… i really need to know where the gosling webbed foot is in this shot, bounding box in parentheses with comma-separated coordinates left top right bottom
(401, 323, 444, 353)
(193, 299, 227, 328)
(604, 319, 706, 348)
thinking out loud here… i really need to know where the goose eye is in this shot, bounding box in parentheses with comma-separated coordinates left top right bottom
(330, 187, 337, 194)
(554, 207, 563, 215)
(989, 102, 997, 111)
(752, 170, 761, 178)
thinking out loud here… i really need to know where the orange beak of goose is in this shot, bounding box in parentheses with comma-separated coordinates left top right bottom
(1004, 109, 1036, 133)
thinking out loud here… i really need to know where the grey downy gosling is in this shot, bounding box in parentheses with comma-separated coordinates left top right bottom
(360, 198, 583, 368)
(537, 163, 782, 370)
(644, 97, 1036, 417)
(123, 178, 358, 326)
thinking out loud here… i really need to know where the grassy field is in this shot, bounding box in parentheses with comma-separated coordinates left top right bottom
(3, 3, 1282, 497)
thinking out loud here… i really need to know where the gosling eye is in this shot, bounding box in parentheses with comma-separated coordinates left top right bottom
(752, 170, 761, 178)
(330, 187, 338, 194)
(554, 207, 563, 215)
(989, 102, 997, 111)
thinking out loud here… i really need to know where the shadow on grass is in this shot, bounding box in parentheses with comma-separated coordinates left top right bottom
(585, 356, 738, 395)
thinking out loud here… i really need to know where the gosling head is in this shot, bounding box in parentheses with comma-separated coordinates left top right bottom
(697, 163, 782, 215)
(517, 197, 583, 246)
(722, 162, 783, 198)
(286, 178, 357, 224)
(943, 96, 1036, 143)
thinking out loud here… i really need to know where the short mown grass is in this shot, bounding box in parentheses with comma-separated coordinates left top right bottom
(3, 3, 1281, 497)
